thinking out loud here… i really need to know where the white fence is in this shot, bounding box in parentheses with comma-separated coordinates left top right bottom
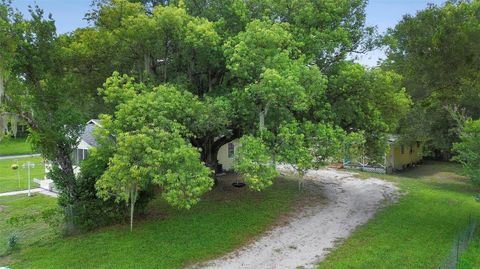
(343, 164, 387, 174)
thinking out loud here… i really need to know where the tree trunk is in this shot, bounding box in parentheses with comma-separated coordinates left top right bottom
(202, 136, 220, 185)
(194, 129, 242, 183)
(54, 149, 77, 202)
(298, 171, 305, 190)
(129, 188, 137, 232)
(163, 39, 168, 82)
(259, 111, 265, 133)
(51, 148, 77, 232)
(143, 54, 153, 80)
(259, 105, 269, 134)
(0, 70, 4, 105)
(0, 55, 4, 105)
(208, 69, 212, 93)
(204, 138, 219, 170)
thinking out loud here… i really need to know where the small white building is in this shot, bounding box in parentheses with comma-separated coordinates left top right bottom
(217, 138, 240, 171)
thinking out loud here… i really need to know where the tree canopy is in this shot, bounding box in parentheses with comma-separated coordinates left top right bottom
(384, 0, 480, 157)
(0, 0, 413, 230)
(96, 127, 212, 230)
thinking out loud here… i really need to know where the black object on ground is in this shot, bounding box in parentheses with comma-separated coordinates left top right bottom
(232, 182, 246, 188)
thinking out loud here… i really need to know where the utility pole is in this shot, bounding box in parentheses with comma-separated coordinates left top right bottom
(16, 159, 20, 190)
(22, 161, 35, 197)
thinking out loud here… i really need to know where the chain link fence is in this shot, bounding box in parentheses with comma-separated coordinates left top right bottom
(439, 215, 477, 269)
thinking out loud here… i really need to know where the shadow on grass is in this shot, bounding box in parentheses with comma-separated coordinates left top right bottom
(319, 161, 480, 269)
(397, 160, 465, 179)
(393, 161, 479, 194)
(3, 175, 305, 269)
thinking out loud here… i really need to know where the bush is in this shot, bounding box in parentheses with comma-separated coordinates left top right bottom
(50, 133, 158, 233)
(8, 234, 18, 251)
(70, 148, 126, 232)
(69, 142, 157, 232)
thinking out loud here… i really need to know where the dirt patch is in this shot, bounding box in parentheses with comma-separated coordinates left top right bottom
(0, 254, 12, 265)
(193, 167, 399, 269)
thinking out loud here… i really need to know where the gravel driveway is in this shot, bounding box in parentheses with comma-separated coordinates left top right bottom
(195, 167, 399, 269)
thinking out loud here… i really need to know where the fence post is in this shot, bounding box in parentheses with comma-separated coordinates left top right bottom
(439, 216, 478, 269)
(456, 237, 460, 266)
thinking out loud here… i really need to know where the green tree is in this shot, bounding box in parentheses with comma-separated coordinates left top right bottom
(343, 131, 367, 166)
(234, 135, 278, 191)
(184, 0, 376, 70)
(276, 121, 346, 189)
(0, 3, 88, 211)
(98, 72, 232, 170)
(1, 0, 411, 232)
(327, 62, 410, 162)
(96, 127, 212, 231)
(276, 122, 313, 190)
(73, 0, 383, 172)
(385, 1, 480, 157)
(225, 19, 326, 134)
(80, 2, 236, 169)
(0, 1, 16, 105)
(453, 119, 480, 185)
(302, 121, 346, 166)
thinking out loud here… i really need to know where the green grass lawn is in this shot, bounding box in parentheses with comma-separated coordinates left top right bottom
(318, 161, 480, 269)
(458, 233, 480, 269)
(0, 157, 46, 193)
(2, 161, 478, 269)
(0, 138, 36, 156)
(1, 176, 301, 269)
(0, 194, 58, 256)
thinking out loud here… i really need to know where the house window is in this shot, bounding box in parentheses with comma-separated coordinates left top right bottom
(401, 145, 405, 154)
(228, 143, 235, 159)
(72, 149, 89, 165)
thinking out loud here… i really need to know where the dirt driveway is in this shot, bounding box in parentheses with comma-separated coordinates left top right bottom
(196, 167, 399, 269)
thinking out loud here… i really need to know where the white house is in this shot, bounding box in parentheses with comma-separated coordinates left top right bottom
(71, 119, 102, 168)
(37, 119, 102, 191)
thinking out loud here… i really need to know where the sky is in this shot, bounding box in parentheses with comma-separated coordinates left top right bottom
(11, 0, 447, 66)
(359, 0, 446, 66)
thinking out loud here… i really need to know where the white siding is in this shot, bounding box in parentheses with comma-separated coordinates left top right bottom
(218, 138, 240, 171)
(77, 140, 93, 150)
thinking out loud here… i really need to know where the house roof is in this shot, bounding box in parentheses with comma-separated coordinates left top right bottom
(80, 119, 101, 148)
(87, 119, 102, 127)
(387, 134, 400, 144)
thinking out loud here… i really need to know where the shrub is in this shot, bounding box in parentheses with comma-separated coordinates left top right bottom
(8, 234, 18, 250)
(70, 148, 126, 232)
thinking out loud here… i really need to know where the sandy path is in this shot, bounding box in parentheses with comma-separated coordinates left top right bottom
(0, 188, 58, 197)
(195, 167, 398, 269)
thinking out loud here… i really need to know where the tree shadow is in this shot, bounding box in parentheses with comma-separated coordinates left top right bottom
(396, 161, 479, 193)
